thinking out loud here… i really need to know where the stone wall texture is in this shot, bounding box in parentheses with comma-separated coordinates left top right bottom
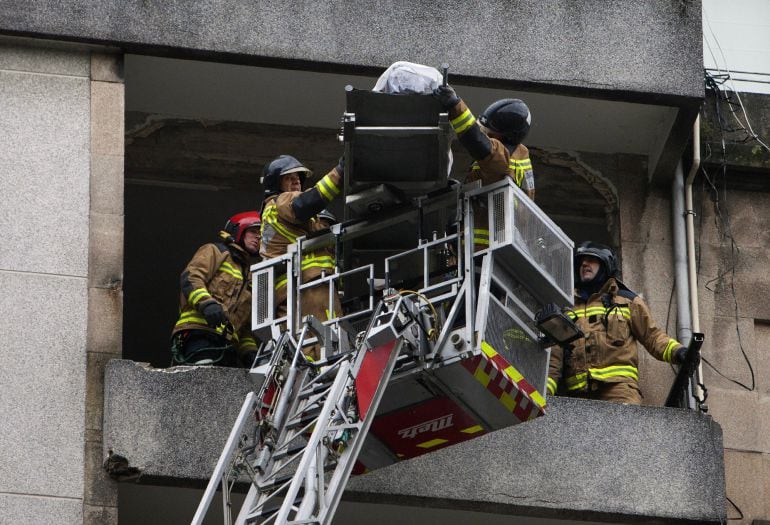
(0, 0, 703, 102)
(0, 38, 91, 524)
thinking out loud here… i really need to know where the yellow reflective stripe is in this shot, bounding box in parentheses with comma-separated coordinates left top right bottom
(570, 306, 631, 320)
(565, 372, 588, 390)
(499, 392, 517, 412)
(609, 306, 631, 320)
(240, 336, 257, 349)
(219, 261, 243, 280)
(451, 109, 475, 134)
(504, 328, 530, 342)
(473, 364, 491, 387)
(480, 340, 497, 359)
(264, 205, 298, 243)
(503, 364, 523, 383)
(508, 159, 532, 188)
(509, 158, 532, 170)
(316, 174, 340, 202)
(589, 365, 639, 381)
(514, 170, 524, 187)
(473, 228, 489, 246)
(471, 162, 480, 171)
(273, 255, 336, 292)
(526, 388, 546, 408)
(299, 254, 336, 271)
(663, 338, 680, 362)
(547, 377, 558, 395)
(176, 311, 207, 326)
(461, 425, 483, 434)
(188, 288, 211, 306)
(417, 438, 449, 449)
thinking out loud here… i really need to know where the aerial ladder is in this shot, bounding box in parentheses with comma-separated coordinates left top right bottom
(191, 87, 575, 525)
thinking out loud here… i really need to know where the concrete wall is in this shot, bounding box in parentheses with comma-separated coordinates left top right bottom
(695, 187, 770, 524)
(103, 360, 725, 524)
(603, 137, 770, 523)
(0, 0, 703, 103)
(0, 37, 123, 524)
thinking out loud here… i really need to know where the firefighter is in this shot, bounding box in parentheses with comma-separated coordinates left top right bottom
(547, 241, 688, 404)
(433, 84, 534, 251)
(259, 155, 344, 361)
(171, 211, 262, 367)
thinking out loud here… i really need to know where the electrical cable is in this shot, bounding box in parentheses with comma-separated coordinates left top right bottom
(725, 495, 744, 521)
(700, 356, 752, 391)
(398, 290, 440, 341)
(694, 74, 757, 392)
(702, 19, 770, 153)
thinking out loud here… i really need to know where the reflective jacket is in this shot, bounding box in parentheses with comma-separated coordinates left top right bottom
(547, 278, 683, 396)
(172, 233, 258, 354)
(260, 168, 342, 304)
(448, 100, 535, 249)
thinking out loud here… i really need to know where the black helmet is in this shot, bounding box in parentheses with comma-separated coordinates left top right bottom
(317, 208, 338, 225)
(574, 241, 618, 286)
(261, 155, 312, 198)
(478, 98, 531, 146)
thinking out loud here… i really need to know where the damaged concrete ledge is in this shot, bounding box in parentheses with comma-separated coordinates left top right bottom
(103, 359, 261, 485)
(104, 359, 726, 524)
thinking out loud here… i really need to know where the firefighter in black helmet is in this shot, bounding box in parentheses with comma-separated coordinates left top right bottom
(259, 155, 344, 361)
(433, 85, 534, 251)
(546, 241, 688, 404)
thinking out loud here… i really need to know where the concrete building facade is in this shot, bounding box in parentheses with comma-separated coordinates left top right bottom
(0, 0, 766, 523)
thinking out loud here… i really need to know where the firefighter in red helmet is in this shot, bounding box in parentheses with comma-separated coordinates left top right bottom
(433, 85, 534, 251)
(171, 211, 262, 367)
(259, 154, 344, 361)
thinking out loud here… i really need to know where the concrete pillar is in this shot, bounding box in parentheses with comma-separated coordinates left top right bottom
(83, 51, 124, 524)
(0, 37, 123, 524)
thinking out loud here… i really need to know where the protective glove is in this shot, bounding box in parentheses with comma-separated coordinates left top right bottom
(336, 155, 345, 176)
(432, 84, 461, 109)
(241, 350, 258, 368)
(201, 301, 227, 329)
(674, 346, 699, 366)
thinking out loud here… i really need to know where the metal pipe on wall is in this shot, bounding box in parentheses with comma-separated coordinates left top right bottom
(685, 115, 703, 404)
(672, 161, 692, 347)
(685, 115, 701, 333)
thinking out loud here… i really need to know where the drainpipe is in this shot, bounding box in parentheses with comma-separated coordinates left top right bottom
(685, 115, 703, 405)
(672, 162, 692, 347)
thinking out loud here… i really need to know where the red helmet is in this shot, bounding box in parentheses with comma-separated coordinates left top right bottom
(224, 211, 261, 244)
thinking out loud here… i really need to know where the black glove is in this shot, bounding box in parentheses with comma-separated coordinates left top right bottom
(433, 84, 461, 109)
(673, 346, 699, 366)
(241, 350, 258, 368)
(201, 302, 227, 329)
(336, 155, 344, 175)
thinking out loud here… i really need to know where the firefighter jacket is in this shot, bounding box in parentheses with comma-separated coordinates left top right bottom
(173, 233, 258, 355)
(546, 277, 684, 396)
(260, 167, 342, 305)
(447, 100, 534, 250)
